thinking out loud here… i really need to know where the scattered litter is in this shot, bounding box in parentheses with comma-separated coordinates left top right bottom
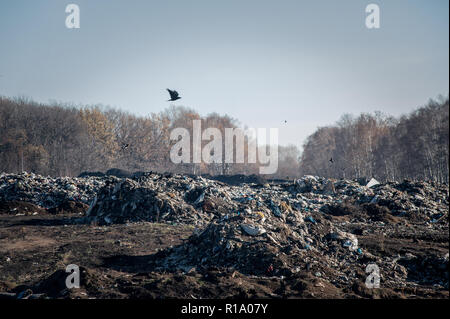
(241, 224, 266, 236)
(0, 172, 448, 292)
(366, 178, 380, 188)
(305, 216, 317, 224)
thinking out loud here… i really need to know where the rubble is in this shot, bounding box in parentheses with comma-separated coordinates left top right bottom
(3, 172, 446, 224)
(0, 172, 112, 211)
(0, 172, 448, 296)
(1, 171, 448, 227)
(82, 176, 204, 225)
(131, 175, 446, 292)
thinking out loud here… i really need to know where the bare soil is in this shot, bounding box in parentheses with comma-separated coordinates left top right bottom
(0, 201, 447, 299)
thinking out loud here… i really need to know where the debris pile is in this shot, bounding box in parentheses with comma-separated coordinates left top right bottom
(150, 202, 366, 280)
(84, 173, 275, 225)
(0, 172, 448, 296)
(145, 175, 448, 290)
(0, 172, 111, 210)
(1, 172, 448, 226)
(198, 174, 267, 186)
(84, 176, 201, 225)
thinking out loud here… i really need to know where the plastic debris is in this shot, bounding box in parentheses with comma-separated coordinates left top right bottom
(306, 216, 317, 224)
(241, 224, 266, 236)
(366, 178, 380, 188)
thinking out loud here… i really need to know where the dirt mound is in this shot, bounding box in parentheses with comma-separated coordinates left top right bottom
(200, 174, 267, 186)
(0, 200, 47, 216)
(78, 171, 105, 178)
(47, 200, 89, 215)
(320, 202, 400, 223)
(398, 253, 449, 287)
(105, 168, 132, 178)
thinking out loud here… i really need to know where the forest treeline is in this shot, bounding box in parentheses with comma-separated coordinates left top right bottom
(0, 96, 297, 178)
(300, 97, 449, 183)
(0, 95, 448, 182)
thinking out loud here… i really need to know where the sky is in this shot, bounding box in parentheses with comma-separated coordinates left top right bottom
(0, 0, 448, 148)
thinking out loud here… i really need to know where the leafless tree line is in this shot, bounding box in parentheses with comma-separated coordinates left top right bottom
(0, 97, 298, 177)
(0, 95, 447, 182)
(299, 97, 449, 183)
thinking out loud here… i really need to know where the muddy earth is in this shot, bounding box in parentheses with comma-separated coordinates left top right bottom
(0, 172, 448, 299)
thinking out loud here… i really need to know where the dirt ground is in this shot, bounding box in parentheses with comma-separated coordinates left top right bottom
(0, 201, 447, 299)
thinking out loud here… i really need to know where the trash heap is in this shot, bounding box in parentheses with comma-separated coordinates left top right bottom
(1, 172, 448, 226)
(83, 173, 270, 225)
(150, 200, 366, 280)
(150, 204, 448, 289)
(288, 176, 449, 223)
(84, 176, 201, 225)
(143, 175, 448, 289)
(0, 172, 448, 290)
(82, 173, 370, 226)
(358, 179, 449, 221)
(0, 172, 112, 210)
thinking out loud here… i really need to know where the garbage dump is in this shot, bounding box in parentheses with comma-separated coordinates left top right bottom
(142, 176, 448, 292)
(77, 173, 449, 291)
(1, 172, 448, 226)
(0, 172, 112, 213)
(83, 176, 204, 225)
(0, 172, 448, 296)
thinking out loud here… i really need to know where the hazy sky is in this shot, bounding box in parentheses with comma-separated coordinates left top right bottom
(0, 0, 448, 148)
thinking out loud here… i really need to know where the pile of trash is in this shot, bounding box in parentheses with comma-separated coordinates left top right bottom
(83, 176, 201, 225)
(198, 174, 268, 186)
(361, 179, 449, 221)
(1, 172, 448, 226)
(0, 171, 448, 290)
(150, 200, 365, 280)
(288, 176, 449, 223)
(74, 173, 448, 288)
(0, 172, 112, 210)
(140, 175, 448, 289)
(83, 173, 271, 226)
(81, 173, 378, 226)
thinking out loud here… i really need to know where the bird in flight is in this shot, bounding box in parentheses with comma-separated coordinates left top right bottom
(167, 89, 181, 101)
(329, 157, 334, 163)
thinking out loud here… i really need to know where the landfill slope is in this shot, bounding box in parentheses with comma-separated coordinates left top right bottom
(0, 172, 448, 299)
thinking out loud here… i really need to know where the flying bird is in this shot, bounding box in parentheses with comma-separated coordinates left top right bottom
(167, 89, 181, 101)
(329, 157, 334, 163)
